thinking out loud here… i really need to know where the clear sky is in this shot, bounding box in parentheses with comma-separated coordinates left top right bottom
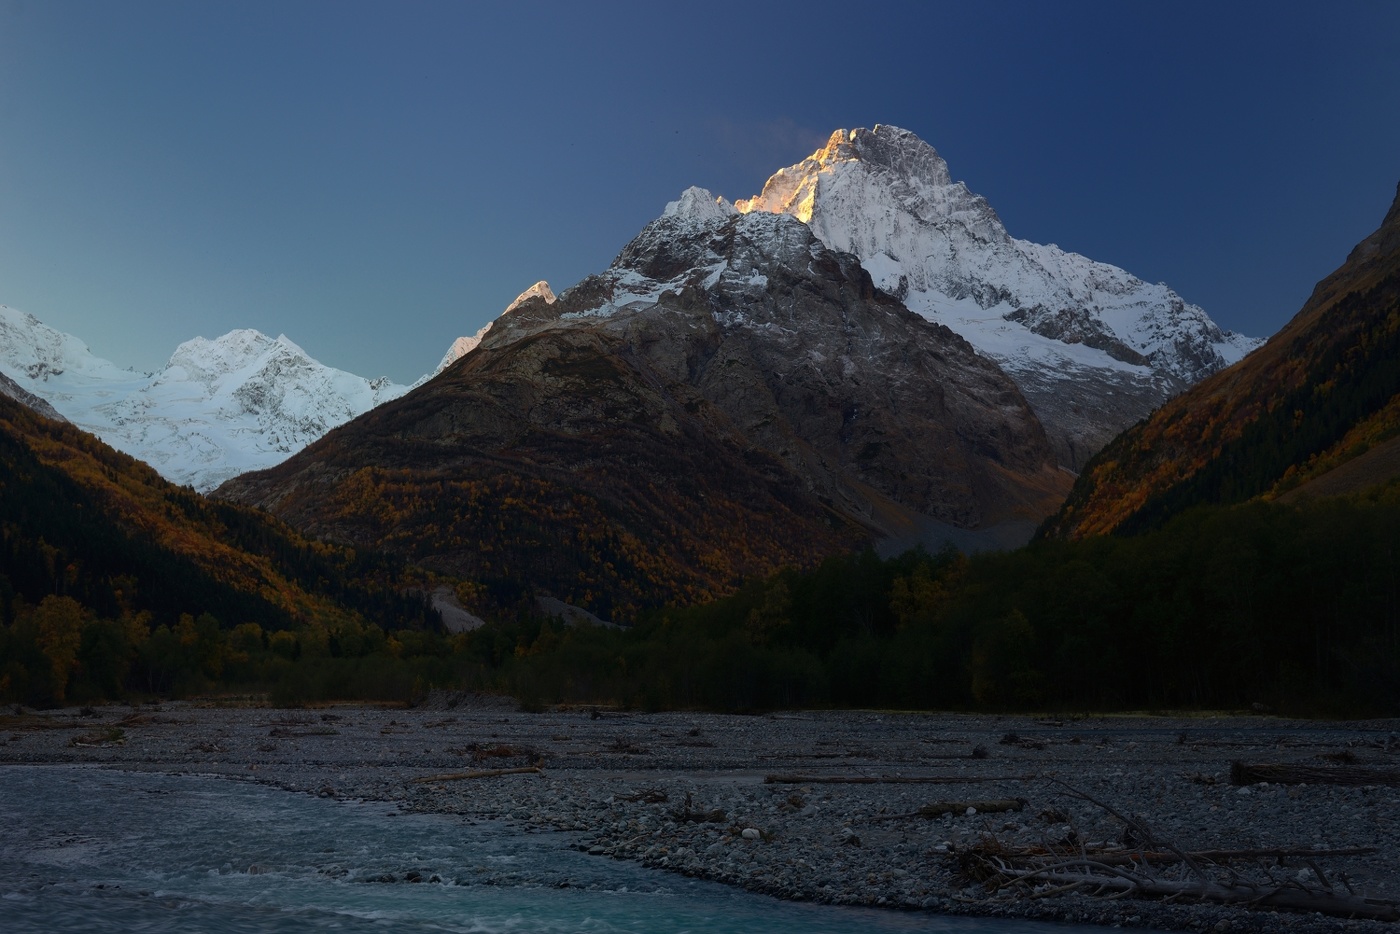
(1, 0, 1397, 384)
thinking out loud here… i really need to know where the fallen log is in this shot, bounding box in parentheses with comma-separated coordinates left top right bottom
(268, 727, 340, 738)
(1117, 845, 1378, 866)
(1231, 761, 1400, 786)
(410, 766, 542, 783)
(919, 799, 1025, 817)
(998, 867, 1400, 922)
(989, 780, 1400, 921)
(672, 807, 728, 824)
(974, 844, 1378, 866)
(616, 788, 668, 803)
(763, 773, 1035, 785)
(876, 799, 1026, 820)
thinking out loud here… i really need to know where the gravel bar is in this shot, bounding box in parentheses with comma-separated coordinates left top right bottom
(4, 695, 1398, 933)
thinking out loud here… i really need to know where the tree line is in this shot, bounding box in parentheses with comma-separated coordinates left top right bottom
(9, 484, 1395, 715)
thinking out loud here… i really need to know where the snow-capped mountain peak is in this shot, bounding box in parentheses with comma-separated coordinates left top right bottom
(166, 329, 293, 382)
(0, 307, 407, 490)
(735, 124, 1263, 468)
(0, 304, 140, 386)
(663, 186, 737, 225)
(737, 126, 1005, 243)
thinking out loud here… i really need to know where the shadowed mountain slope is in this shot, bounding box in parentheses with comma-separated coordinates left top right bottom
(0, 391, 433, 634)
(1045, 181, 1400, 538)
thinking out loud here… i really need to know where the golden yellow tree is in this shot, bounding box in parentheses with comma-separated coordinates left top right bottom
(35, 595, 86, 702)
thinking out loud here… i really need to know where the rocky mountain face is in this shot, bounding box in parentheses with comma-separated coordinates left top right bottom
(1044, 181, 1400, 539)
(0, 370, 64, 421)
(219, 191, 1071, 619)
(0, 306, 406, 490)
(736, 126, 1261, 468)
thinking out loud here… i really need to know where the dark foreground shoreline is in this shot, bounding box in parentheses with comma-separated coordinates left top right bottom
(3, 697, 1396, 933)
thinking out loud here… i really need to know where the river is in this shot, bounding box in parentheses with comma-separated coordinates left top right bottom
(0, 765, 1125, 933)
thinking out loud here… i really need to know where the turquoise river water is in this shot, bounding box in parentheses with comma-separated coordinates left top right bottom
(0, 765, 1124, 933)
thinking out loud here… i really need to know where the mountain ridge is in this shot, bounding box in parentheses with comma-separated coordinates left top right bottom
(1043, 180, 1400, 538)
(734, 125, 1261, 467)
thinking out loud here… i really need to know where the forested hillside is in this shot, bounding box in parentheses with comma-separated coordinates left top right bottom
(0, 394, 438, 704)
(485, 490, 1400, 715)
(1046, 182, 1400, 538)
(8, 375, 1394, 714)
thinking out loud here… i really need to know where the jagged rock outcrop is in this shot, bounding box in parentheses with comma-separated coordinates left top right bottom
(0, 370, 64, 421)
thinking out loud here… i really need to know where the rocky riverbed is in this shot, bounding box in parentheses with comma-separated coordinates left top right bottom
(3, 696, 1397, 933)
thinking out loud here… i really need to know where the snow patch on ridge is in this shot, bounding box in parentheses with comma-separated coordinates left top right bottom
(421, 281, 560, 387)
(505, 280, 557, 313)
(552, 202, 816, 327)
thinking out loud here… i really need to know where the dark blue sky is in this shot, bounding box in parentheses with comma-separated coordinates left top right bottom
(2, 0, 1397, 383)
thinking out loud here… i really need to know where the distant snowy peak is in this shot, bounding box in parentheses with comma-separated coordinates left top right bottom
(417, 325, 492, 387)
(735, 124, 1260, 386)
(437, 331, 489, 370)
(168, 328, 296, 374)
(0, 306, 406, 490)
(0, 304, 138, 386)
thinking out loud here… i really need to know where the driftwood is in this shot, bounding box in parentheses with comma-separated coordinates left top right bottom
(918, 798, 1025, 817)
(964, 780, 1400, 922)
(616, 789, 668, 803)
(1231, 761, 1400, 786)
(673, 806, 728, 824)
(69, 727, 126, 747)
(268, 727, 340, 738)
(983, 864, 1399, 922)
(875, 799, 1026, 821)
(668, 792, 727, 823)
(972, 843, 1378, 867)
(763, 773, 1035, 785)
(410, 766, 542, 783)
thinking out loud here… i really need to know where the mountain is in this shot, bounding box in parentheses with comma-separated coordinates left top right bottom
(1044, 181, 1400, 539)
(0, 389, 435, 649)
(219, 190, 1070, 620)
(0, 306, 407, 490)
(736, 126, 1261, 468)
